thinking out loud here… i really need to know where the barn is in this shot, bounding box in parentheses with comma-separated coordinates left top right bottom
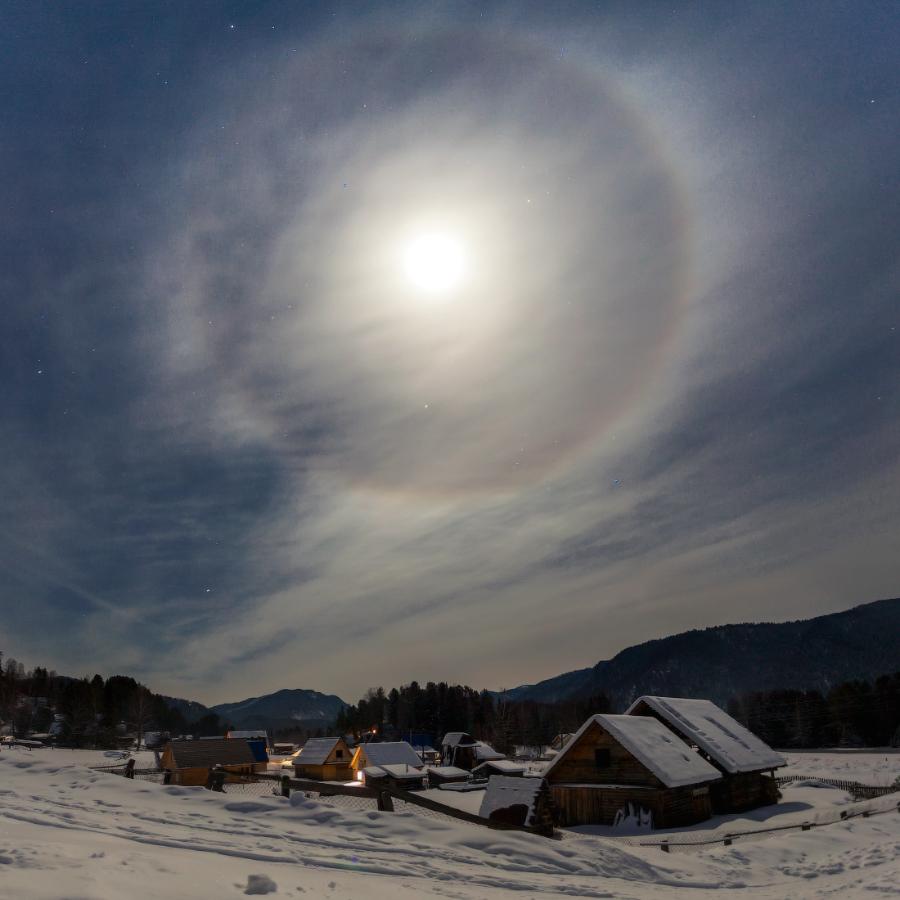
(159, 738, 264, 786)
(543, 714, 721, 828)
(626, 696, 785, 813)
(362, 763, 427, 790)
(292, 736, 353, 781)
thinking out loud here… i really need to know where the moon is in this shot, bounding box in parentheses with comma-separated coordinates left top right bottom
(402, 232, 467, 294)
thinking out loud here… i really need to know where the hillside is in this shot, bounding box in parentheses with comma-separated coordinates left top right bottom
(503, 597, 900, 709)
(210, 688, 348, 732)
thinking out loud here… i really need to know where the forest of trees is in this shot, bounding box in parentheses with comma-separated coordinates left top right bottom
(0, 651, 231, 748)
(728, 672, 900, 748)
(334, 681, 611, 752)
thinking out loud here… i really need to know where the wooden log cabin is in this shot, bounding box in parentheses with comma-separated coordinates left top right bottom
(292, 736, 353, 781)
(543, 714, 722, 828)
(626, 696, 785, 814)
(159, 738, 264, 786)
(351, 741, 425, 781)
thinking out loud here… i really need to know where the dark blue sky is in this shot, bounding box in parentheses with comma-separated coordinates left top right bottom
(1, 1, 897, 703)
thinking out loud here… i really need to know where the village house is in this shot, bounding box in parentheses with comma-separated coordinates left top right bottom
(292, 736, 353, 781)
(159, 738, 265, 786)
(626, 696, 785, 813)
(472, 759, 526, 779)
(351, 741, 425, 782)
(543, 714, 722, 828)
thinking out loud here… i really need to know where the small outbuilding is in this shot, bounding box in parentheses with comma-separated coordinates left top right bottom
(426, 765, 471, 787)
(478, 775, 554, 834)
(292, 736, 353, 781)
(544, 714, 722, 828)
(441, 732, 480, 769)
(363, 763, 427, 790)
(159, 738, 264, 786)
(472, 759, 526, 779)
(626, 696, 785, 814)
(351, 741, 425, 781)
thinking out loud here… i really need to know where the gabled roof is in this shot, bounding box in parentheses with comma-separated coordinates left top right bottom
(473, 759, 525, 775)
(627, 696, 786, 774)
(441, 732, 477, 748)
(357, 741, 423, 768)
(166, 738, 257, 769)
(544, 714, 721, 788)
(426, 766, 470, 778)
(296, 737, 346, 766)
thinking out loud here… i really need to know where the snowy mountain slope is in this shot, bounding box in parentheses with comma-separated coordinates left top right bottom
(210, 687, 348, 731)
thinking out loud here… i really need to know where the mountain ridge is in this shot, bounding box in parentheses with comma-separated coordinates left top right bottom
(498, 597, 900, 709)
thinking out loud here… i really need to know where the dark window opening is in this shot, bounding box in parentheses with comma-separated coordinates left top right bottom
(335, 749, 343, 759)
(594, 748, 611, 768)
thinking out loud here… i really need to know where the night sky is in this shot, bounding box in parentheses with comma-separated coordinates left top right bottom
(2, 1, 897, 704)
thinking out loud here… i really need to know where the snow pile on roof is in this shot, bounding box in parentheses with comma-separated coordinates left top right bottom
(478, 775, 544, 826)
(545, 715, 721, 788)
(474, 759, 525, 775)
(297, 737, 343, 766)
(627, 696, 787, 774)
(360, 742, 423, 768)
(474, 742, 505, 762)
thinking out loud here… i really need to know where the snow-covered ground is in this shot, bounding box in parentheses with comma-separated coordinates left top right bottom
(1, 747, 899, 898)
(780, 750, 900, 786)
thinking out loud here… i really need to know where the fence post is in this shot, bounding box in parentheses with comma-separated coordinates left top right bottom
(723, 838, 732, 846)
(281, 775, 291, 798)
(163, 768, 172, 785)
(801, 822, 811, 831)
(377, 791, 394, 812)
(660, 840, 670, 853)
(124, 759, 136, 779)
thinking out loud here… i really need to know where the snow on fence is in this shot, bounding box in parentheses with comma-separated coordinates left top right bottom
(775, 774, 900, 801)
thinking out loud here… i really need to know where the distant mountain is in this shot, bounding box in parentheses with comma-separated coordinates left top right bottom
(502, 597, 900, 709)
(209, 688, 348, 732)
(159, 695, 212, 722)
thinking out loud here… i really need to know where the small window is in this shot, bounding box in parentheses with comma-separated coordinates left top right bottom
(335, 749, 343, 759)
(594, 748, 611, 768)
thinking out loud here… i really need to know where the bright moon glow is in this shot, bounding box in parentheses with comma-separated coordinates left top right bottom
(402, 233, 466, 293)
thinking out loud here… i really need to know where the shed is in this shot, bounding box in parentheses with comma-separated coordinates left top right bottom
(363, 763, 426, 790)
(478, 775, 554, 834)
(626, 696, 785, 813)
(440, 732, 480, 769)
(351, 741, 424, 780)
(159, 738, 264, 786)
(426, 765, 471, 786)
(472, 759, 526, 778)
(544, 714, 721, 828)
(292, 736, 353, 782)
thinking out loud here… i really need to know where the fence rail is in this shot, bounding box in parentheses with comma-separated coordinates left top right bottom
(775, 774, 900, 800)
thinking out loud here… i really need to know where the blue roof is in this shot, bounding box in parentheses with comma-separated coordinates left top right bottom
(246, 739, 269, 763)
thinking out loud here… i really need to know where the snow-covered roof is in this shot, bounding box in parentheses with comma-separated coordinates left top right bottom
(473, 759, 525, 775)
(441, 732, 477, 748)
(627, 696, 786, 774)
(296, 737, 344, 766)
(474, 742, 505, 761)
(478, 775, 544, 826)
(379, 764, 425, 779)
(227, 730, 268, 740)
(544, 714, 721, 788)
(426, 766, 470, 778)
(358, 741, 423, 768)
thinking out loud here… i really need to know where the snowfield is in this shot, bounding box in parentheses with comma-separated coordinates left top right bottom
(0, 748, 899, 898)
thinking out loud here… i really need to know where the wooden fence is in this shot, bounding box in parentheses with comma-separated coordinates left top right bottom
(775, 774, 900, 800)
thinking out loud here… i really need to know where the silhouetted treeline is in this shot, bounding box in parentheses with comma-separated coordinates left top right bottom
(728, 672, 900, 748)
(0, 652, 230, 747)
(335, 681, 611, 752)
